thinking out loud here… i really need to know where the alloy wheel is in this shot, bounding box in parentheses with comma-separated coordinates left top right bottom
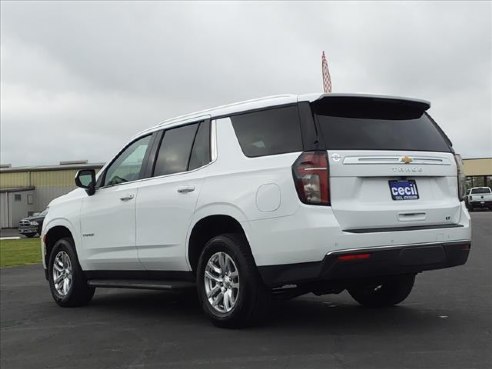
(204, 252, 240, 313)
(52, 251, 73, 296)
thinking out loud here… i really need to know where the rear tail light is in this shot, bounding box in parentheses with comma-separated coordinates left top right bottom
(454, 154, 466, 200)
(292, 151, 330, 205)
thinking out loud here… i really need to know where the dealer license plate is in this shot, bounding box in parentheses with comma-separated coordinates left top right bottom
(389, 180, 419, 200)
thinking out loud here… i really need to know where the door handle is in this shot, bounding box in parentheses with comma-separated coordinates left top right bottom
(177, 186, 195, 194)
(120, 194, 135, 201)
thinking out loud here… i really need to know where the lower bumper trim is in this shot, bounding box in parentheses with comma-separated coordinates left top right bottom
(469, 201, 492, 208)
(258, 241, 471, 288)
(343, 223, 463, 234)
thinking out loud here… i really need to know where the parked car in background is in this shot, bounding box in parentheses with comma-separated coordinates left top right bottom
(18, 209, 48, 238)
(466, 187, 492, 211)
(41, 93, 471, 328)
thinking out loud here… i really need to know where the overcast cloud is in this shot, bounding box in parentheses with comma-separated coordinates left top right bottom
(1, 1, 491, 166)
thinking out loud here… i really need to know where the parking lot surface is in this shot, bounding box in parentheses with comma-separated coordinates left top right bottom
(0, 228, 22, 239)
(1, 212, 491, 369)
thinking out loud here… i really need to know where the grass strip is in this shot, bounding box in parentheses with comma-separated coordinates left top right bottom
(0, 238, 42, 268)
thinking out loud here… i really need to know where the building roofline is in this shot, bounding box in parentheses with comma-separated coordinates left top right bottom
(0, 186, 35, 193)
(0, 163, 105, 174)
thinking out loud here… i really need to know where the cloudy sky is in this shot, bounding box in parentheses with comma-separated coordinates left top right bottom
(1, 1, 491, 166)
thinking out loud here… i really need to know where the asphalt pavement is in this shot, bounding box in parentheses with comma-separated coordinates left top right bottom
(0, 228, 24, 239)
(1, 212, 491, 369)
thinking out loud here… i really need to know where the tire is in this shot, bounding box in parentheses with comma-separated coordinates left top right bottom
(24, 233, 36, 238)
(348, 274, 415, 308)
(197, 233, 271, 328)
(48, 237, 95, 307)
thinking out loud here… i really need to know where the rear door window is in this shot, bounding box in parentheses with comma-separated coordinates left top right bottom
(154, 124, 198, 176)
(153, 121, 211, 176)
(312, 97, 452, 152)
(230, 105, 303, 157)
(189, 120, 211, 170)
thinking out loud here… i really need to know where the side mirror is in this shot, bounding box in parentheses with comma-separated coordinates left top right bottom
(75, 169, 96, 196)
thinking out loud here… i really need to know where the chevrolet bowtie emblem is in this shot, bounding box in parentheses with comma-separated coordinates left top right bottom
(400, 156, 413, 164)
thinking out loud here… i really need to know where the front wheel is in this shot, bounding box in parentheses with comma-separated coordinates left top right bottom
(197, 233, 271, 328)
(348, 274, 415, 308)
(48, 237, 95, 307)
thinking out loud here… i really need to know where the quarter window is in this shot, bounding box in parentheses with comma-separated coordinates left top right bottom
(104, 135, 152, 186)
(230, 105, 303, 157)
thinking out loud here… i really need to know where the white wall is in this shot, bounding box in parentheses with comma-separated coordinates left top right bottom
(0, 192, 9, 228)
(34, 186, 75, 211)
(0, 190, 35, 228)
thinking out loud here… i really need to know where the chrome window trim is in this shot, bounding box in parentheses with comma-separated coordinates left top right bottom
(211, 119, 218, 162)
(96, 119, 218, 190)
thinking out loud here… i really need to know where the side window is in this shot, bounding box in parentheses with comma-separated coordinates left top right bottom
(230, 105, 303, 157)
(104, 135, 152, 186)
(189, 121, 211, 171)
(154, 123, 198, 176)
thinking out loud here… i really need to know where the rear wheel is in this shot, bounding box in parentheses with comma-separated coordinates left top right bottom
(197, 233, 271, 328)
(348, 274, 415, 308)
(48, 237, 95, 307)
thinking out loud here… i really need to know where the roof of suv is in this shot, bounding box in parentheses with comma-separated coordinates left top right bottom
(136, 93, 431, 138)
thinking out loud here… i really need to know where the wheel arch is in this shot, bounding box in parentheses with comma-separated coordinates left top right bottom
(187, 214, 253, 274)
(43, 220, 77, 268)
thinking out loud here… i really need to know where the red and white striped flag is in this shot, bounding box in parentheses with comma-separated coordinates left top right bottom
(321, 51, 332, 93)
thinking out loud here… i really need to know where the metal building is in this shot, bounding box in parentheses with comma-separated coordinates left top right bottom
(0, 161, 103, 228)
(463, 158, 492, 189)
(0, 158, 490, 229)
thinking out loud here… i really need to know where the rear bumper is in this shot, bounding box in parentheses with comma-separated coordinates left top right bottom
(258, 241, 471, 287)
(468, 201, 492, 208)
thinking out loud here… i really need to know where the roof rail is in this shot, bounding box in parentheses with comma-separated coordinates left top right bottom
(59, 160, 89, 165)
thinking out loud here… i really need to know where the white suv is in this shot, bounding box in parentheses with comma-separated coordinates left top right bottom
(41, 93, 471, 328)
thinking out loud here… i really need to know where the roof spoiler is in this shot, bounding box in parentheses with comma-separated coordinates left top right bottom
(311, 94, 431, 120)
(313, 93, 431, 110)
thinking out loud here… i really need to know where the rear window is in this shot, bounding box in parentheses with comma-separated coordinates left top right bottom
(230, 105, 303, 157)
(471, 188, 491, 194)
(312, 97, 452, 152)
